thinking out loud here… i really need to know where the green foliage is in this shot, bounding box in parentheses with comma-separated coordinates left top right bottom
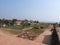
(34, 21, 39, 23)
(3, 29, 22, 35)
(25, 29, 44, 35)
(22, 23, 30, 28)
(32, 25, 39, 29)
(11, 19, 17, 25)
(6, 25, 23, 30)
(41, 24, 50, 29)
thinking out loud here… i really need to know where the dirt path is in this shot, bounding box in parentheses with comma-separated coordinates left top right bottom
(35, 29, 52, 45)
(0, 29, 51, 45)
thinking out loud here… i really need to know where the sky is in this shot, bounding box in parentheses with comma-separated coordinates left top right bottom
(0, 0, 60, 22)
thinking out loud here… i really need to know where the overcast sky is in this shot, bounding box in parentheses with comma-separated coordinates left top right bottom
(0, 0, 60, 22)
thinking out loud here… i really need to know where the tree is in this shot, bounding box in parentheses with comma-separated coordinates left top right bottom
(0, 19, 1, 23)
(11, 19, 17, 25)
(34, 21, 39, 23)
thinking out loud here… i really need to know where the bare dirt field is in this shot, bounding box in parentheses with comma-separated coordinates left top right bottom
(0, 29, 51, 45)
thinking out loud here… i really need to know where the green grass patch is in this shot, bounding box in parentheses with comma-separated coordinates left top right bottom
(2, 29, 22, 35)
(25, 29, 44, 35)
(6, 25, 31, 30)
(2, 28, 44, 35)
(6, 25, 23, 30)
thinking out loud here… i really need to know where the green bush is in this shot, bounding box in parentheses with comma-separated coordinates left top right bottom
(6, 25, 23, 30)
(25, 29, 44, 35)
(3, 29, 22, 35)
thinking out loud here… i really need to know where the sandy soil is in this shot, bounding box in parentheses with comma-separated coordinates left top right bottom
(0, 29, 51, 45)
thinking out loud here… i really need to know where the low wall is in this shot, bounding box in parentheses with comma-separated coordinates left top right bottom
(51, 28, 59, 45)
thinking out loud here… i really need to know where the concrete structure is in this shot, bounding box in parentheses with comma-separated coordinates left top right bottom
(51, 27, 60, 45)
(2, 24, 6, 28)
(15, 20, 22, 25)
(56, 27, 60, 42)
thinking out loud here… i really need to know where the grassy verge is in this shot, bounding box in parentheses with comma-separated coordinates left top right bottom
(2, 29, 22, 35)
(6, 25, 23, 30)
(6, 25, 31, 30)
(25, 29, 44, 35)
(2, 28, 44, 35)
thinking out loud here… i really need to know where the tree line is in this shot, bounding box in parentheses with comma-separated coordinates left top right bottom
(0, 19, 39, 26)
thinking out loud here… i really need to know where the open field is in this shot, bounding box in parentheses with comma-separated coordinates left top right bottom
(0, 29, 51, 45)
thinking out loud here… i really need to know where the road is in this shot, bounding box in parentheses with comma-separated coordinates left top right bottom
(0, 29, 51, 45)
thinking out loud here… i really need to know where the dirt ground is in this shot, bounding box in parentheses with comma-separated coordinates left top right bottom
(0, 29, 51, 45)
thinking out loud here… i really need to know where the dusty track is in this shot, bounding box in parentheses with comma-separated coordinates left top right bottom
(0, 29, 51, 45)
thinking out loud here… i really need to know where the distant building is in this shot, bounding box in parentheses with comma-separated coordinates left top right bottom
(3, 24, 6, 28)
(14, 20, 22, 25)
